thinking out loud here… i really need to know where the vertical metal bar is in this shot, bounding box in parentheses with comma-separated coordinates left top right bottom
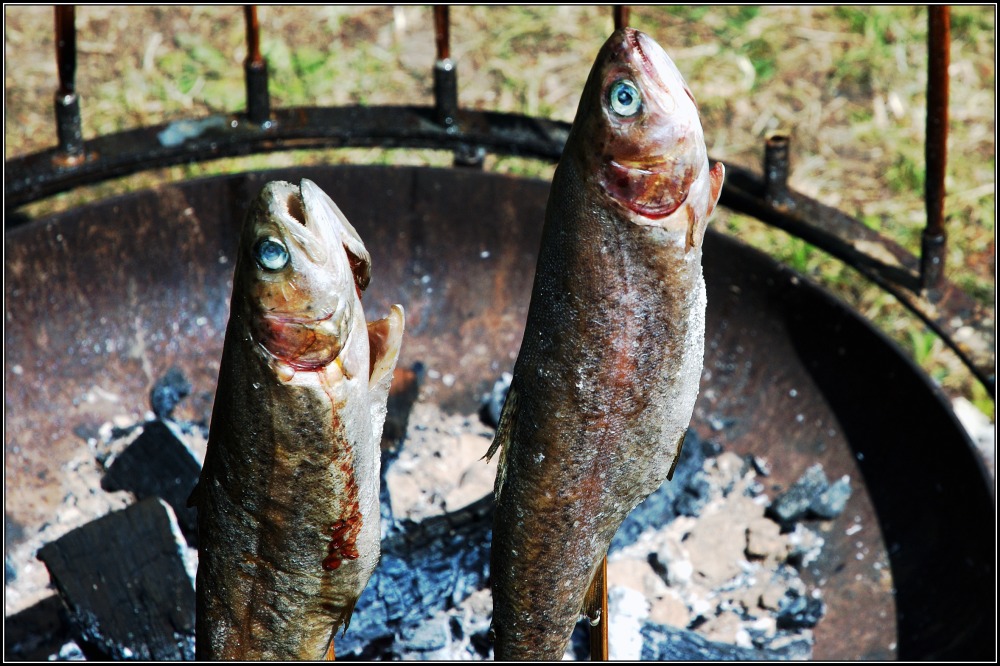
(54, 6, 84, 163)
(921, 6, 950, 292)
(434, 5, 450, 61)
(764, 132, 794, 209)
(432, 6, 457, 129)
(244, 6, 271, 126)
(613, 6, 630, 31)
(432, 6, 484, 167)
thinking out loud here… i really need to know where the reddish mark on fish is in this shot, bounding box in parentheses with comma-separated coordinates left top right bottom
(602, 160, 692, 219)
(317, 400, 363, 573)
(322, 514, 361, 570)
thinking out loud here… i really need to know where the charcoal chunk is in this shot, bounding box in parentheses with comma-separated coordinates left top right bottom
(642, 621, 812, 660)
(36, 498, 196, 661)
(335, 495, 494, 658)
(150, 367, 191, 420)
(776, 589, 825, 630)
(383, 362, 424, 443)
(3, 595, 72, 661)
(101, 420, 201, 545)
(809, 474, 852, 519)
(479, 372, 512, 429)
(767, 463, 830, 526)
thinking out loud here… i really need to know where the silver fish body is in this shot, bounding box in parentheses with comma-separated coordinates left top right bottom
(192, 179, 404, 660)
(487, 28, 724, 660)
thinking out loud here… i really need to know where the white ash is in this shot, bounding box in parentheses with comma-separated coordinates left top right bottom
(384, 402, 497, 522)
(605, 451, 825, 656)
(50, 641, 85, 661)
(4, 418, 206, 620)
(10, 394, 836, 661)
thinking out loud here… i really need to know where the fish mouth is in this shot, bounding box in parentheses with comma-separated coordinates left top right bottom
(602, 158, 691, 219)
(298, 179, 372, 294)
(626, 28, 697, 107)
(254, 307, 349, 371)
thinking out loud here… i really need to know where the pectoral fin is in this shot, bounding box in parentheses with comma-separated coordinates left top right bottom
(484, 383, 519, 500)
(368, 304, 405, 391)
(706, 161, 725, 219)
(687, 161, 725, 251)
(666, 430, 687, 481)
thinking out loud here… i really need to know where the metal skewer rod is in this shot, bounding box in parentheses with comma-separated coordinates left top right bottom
(432, 6, 457, 128)
(243, 5, 271, 126)
(920, 5, 950, 292)
(613, 6, 630, 31)
(54, 5, 84, 163)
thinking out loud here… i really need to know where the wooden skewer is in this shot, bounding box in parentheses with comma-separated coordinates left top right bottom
(584, 555, 610, 660)
(324, 635, 336, 660)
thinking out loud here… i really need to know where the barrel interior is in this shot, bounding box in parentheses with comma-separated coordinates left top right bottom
(4, 165, 993, 660)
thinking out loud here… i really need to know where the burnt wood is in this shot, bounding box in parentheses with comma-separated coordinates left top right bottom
(36, 498, 196, 661)
(101, 420, 202, 546)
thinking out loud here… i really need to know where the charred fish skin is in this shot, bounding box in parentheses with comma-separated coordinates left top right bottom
(193, 179, 404, 660)
(487, 28, 724, 660)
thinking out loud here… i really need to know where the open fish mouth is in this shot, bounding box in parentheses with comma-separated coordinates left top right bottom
(602, 158, 693, 219)
(254, 306, 351, 371)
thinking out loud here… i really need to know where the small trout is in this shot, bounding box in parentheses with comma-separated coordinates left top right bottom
(486, 28, 724, 659)
(191, 179, 404, 660)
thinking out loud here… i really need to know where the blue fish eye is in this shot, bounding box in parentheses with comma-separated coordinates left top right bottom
(609, 79, 641, 117)
(254, 237, 289, 271)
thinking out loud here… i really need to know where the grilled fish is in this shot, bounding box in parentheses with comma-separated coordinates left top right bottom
(191, 179, 404, 660)
(486, 28, 724, 659)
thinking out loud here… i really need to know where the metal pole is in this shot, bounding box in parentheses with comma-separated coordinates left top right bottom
(54, 6, 84, 163)
(613, 6, 630, 31)
(244, 6, 271, 126)
(433, 6, 457, 129)
(764, 132, 794, 210)
(920, 6, 950, 292)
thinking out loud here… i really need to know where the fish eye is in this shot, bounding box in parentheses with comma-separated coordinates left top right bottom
(254, 237, 289, 271)
(609, 79, 641, 117)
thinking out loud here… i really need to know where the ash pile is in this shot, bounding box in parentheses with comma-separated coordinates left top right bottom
(4, 368, 850, 661)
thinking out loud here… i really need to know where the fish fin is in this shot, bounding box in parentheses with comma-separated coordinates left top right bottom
(484, 383, 518, 500)
(666, 430, 687, 481)
(706, 161, 725, 219)
(367, 304, 405, 392)
(687, 161, 726, 251)
(324, 638, 336, 661)
(687, 162, 726, 250)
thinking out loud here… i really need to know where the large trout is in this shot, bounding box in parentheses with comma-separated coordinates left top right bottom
(486, 28, 724, 659)
(191, 179, 404, 659)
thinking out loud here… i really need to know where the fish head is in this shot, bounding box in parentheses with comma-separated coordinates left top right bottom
(574, 28, 724, 247)
(237, 179, 371, 372)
